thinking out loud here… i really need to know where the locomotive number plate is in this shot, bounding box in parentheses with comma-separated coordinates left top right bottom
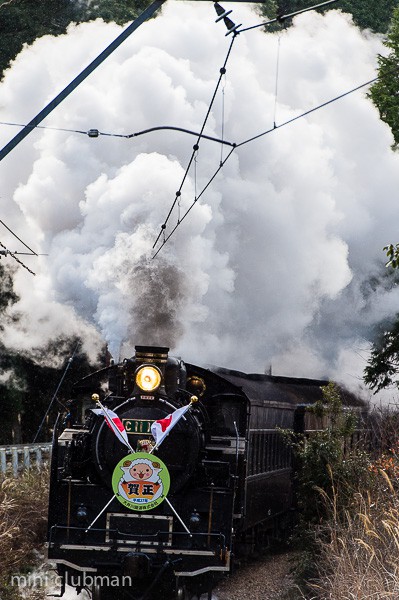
(123, 419, 154, 435)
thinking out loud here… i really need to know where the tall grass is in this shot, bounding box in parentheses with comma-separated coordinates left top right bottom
(0, 468, 49, 599)
(286, 390, 399, 600)
(306, 466, 399, 599)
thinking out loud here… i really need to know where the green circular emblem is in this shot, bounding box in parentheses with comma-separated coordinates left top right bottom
(112, 452, 170, 511)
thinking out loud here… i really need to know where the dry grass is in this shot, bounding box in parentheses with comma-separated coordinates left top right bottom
(0, 468, 49, 594)
(306, 470, 399, 599)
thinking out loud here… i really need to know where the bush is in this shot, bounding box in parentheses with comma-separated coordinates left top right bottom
(283, 383, 371, 524)
(280, 383, 373, 597)
(292, 398, 399, 599)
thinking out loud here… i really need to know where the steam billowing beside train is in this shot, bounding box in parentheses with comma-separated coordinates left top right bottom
(47, 345, 364, 600)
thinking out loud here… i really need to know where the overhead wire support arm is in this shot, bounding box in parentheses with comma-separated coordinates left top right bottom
(238, 0, 339, 33)
(123, 126, 235, 146)
(0, 121, 236, 146)
(0, 0, 166, 163)
(152, 0, 344, 257)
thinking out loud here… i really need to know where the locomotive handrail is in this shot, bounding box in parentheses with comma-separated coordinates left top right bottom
(0, 442, 52, 477)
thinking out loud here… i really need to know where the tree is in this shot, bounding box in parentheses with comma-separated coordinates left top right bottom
(0, 263, 99, 442)
(369, 7, 399, 149)
(0, 263, 23, 442)
(77, 0, 150, 25)
(260, 0, 399, 34)
(0, 0, 151, 79)
(364, 244, 399, 392)
(282, 383, 369, 523)
(363, 8, 399, 390)
(364, 319, 399, 392)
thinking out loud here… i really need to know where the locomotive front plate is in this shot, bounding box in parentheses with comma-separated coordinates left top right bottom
(112, 451, 170, 511)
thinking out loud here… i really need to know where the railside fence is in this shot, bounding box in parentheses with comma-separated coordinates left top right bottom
(0, 443, 51, 477)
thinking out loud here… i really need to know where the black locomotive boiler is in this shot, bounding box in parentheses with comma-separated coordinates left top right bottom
(46, 345, 362, 599)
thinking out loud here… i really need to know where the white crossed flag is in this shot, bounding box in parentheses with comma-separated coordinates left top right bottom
(151, 403, 192, 448)
(92, 395, 134, 453)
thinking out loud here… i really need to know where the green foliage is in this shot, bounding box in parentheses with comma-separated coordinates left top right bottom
(0, 0, 152, 79)
(281, 383, 371, 596)
(1, 0, 397, 80)
(384, 242, 399, 268)
(0, 264, 19, 317)
(369, 7, 399, 148)
(78, 0, 150, 24)
(327, 0, 397, 33)
(0, 264, 98, 443)
(363, 244, 399, 392)
(282, 383, 370, 523)
(260, 0, 399, 34)
(0, 0, 80, 78)
(0, 336, 100, 444)
(364, 317, 399, 392)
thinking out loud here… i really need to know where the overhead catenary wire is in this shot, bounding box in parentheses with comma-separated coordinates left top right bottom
(4, 54, 380, 261)
(0, 0, 384, 261)
(238, 0, 339, 33)
(0, 219, 38, 255)
(0, 0, 337, 268)
(152, 76, 379, 257)
(0, 240, 36, 275)
(0, 75, 378, 158)
(151, 0, 378, 256)
(0, 121, 235, 147)
(152, 146, 236, 259)
(0, 0, 166, 163)
(152, 31, 239, 250)
(0, 218, 47, 274)
(236, 77, 378, 148)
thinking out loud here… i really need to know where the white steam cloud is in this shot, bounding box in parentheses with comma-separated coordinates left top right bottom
(0, 2, 398, 397)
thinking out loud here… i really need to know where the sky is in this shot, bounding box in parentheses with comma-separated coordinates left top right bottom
(0, 1, 398, 400)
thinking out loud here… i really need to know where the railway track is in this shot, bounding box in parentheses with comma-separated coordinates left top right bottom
(213, 551, 297, 600)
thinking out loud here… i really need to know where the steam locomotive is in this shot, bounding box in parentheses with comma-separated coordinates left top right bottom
(46, 345, 362, 599)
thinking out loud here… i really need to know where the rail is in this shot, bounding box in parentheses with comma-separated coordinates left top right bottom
(0, 443, 52, 477)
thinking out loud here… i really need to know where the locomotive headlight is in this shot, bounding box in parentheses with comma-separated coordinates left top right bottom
(135, 365, 162, 392)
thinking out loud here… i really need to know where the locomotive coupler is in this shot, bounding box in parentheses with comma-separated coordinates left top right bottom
(139, 558, 182, 600)
(123, 552, 151, 578)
